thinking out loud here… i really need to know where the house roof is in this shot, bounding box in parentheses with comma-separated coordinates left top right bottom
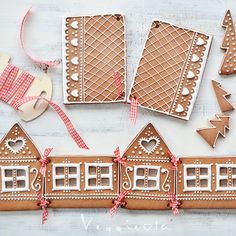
(123, 123, 171, 160)
(0, 123, 41, 160)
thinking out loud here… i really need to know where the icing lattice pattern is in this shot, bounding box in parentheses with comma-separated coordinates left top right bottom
(128, 20, 212, 120)
(63, 14, 126, 104)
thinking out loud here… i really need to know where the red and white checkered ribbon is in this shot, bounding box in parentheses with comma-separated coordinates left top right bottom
(130, 97, 138, 123)
(110, 191, 129, 215)
(167, 150, 179, 170)
(39, 148, 53, 176)
(0, 64, 34, 104)
(37, 191, 49, 224)
(168, 192, 180, 215)
(113, 71, 123, 97)
(114, 147, 127, 167)
(13, 96, 89, 149)
(0, 64, 89, 150)
(20, 7, 61, 71)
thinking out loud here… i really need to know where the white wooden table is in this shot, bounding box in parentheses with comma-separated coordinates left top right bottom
(0, 0, 236, 235)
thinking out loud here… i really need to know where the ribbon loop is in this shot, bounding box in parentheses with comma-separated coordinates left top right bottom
(20, 7, 61, 71)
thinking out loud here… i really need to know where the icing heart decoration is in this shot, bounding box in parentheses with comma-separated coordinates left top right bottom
(182, 87, 190, 96)
(175, 104, 184, 113)
(191, 54, 199, 62)
(71, 89, 79, 97)
(4, 137, 26, 154)
(139, 137, 160, 155)
(71, 57, 78, 65)
(196, 37, 205, 46)
(71, 21, 78, 29)
(187, 71, 195, 79)
(71, 73, 79, 81)
(71, 38, 79, 47)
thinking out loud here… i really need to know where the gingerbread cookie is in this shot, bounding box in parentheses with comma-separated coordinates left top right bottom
(197, 114, 230, 148)
(177, 156, 236, 208)
(0, 123, 42, 210)
(45, 156, 119, 208)
(128, 20, 212, 120)
(62, 14, 126, 104)
(212, 80, 234, 112)
(219, 10, 236, 75)
(120, 123, 175, 210)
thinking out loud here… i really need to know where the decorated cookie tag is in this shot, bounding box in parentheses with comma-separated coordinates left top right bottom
(63, 14, 126, 104)
(128, 20, 212, 120)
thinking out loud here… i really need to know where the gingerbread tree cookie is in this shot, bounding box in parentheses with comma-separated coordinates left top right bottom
(197, 114, 230, 148)
(219, 10, 236, 75)
(212, 80, 234, 112)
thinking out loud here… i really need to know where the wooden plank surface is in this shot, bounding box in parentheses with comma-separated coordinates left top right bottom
(0, 0, 236, 235)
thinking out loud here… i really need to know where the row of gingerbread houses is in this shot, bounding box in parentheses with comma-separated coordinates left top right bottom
(0, 123, 236, 212)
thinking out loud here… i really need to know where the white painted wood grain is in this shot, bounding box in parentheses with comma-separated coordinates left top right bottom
(1, 0, 236, 235)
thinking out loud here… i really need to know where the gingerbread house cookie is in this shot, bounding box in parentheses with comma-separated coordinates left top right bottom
(0, 124, 42, 210)
(45, 156, 119, 208)
(128, 20, 212, 120)
(120, 123, 174, 210)
(62, 14, 126, 104)
(177, 157, 236, 208)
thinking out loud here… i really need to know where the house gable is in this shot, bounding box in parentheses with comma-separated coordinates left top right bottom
(123, 123, 171, 160)
(0, 123, 41, 160)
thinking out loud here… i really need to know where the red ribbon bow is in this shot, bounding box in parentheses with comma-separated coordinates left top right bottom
(168, 192, 180, 215)
(39, 148, 53, 176)
(37, 191, 49, 224)
(114, 147, 127, 167)
(110, 191, 129, 215)
(167, 150, 179, 170)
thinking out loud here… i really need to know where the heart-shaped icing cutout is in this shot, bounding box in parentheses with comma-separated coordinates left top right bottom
(4, 137, 26, 154)
(71, 57, 78, 65)
(71, 89, 79, 97)
(182, 87, 190, 96)
(71, 21, 78, 29)
(187, 71, 195, 79)
(196, 38, 205, 46)
(191, 54, 199, 62)
(71, 73, 79, 81)
(175, 104, 184, 113)
(139, 137, 160, 154)
(71, 38, 79, 47)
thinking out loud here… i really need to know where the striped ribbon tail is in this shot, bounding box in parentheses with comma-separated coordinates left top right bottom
(110, 191, 129, 215)
(168, 192, 180, 215)
(113, 71, 123, 97)
(39, 148, 53, 176)
(13, 96, 89, 150)
(130, 97, 138, 123)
